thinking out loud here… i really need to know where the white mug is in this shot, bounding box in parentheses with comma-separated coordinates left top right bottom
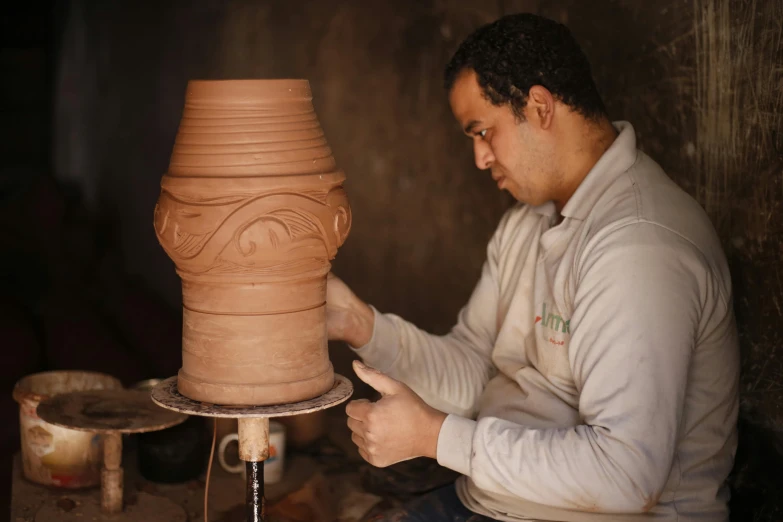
(217, 420, 286, 484)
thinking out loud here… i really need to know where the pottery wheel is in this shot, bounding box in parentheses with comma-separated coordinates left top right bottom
(37, 389, 187, 433)
(151, 374, 353, 418)
(153, 374, 353, 522)
(36, 389, 189, 517)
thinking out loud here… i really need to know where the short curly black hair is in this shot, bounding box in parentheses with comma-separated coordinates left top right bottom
(444, 13, 607, 121)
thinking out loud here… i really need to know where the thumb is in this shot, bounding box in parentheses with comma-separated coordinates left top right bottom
(352, 360, 403, 396)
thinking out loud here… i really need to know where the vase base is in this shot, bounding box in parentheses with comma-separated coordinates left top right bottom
(176, 366, 334, 407)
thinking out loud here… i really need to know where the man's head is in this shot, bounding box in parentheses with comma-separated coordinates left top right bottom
(444, 13, 611, 208)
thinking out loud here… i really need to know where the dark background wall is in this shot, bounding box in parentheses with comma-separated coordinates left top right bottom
(1, 0, 781, 519)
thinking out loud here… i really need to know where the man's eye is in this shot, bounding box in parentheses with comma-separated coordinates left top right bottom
(479, 129, 487, 138)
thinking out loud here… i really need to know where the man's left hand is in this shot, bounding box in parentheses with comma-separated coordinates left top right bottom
(346, 360, 447, 467)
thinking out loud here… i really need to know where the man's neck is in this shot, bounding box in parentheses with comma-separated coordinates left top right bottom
(554, 117, 618, 213)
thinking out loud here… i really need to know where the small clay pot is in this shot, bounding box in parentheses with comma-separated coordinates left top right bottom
(154, 80, 351, 406)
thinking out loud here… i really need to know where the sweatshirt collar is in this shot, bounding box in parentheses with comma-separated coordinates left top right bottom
(558, 121, 638, 220)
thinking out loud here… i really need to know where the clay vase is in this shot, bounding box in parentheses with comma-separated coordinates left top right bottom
(153, 80, 351, 406)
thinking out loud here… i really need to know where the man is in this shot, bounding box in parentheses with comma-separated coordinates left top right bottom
(327, 13, 739, 522)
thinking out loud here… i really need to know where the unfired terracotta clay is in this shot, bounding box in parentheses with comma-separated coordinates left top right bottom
(154, 80, 351, 406)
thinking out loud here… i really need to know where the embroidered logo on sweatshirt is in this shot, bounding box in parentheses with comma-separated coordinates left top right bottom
(535, 303, 570, 335)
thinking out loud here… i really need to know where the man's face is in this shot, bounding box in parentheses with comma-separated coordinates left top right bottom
(448, 69, 559, 206)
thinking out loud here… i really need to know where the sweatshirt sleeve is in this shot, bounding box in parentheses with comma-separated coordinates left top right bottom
(437, 223, 711, 513)
(350, 223, 503, 419)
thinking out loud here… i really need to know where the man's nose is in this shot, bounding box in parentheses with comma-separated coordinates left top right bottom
(473, 140, 494, 170)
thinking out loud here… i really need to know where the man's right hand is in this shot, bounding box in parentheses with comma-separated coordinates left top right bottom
(326, 272, 375, 348)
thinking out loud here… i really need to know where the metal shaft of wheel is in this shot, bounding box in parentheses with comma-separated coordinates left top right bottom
(246, 461, 264, 521)
(238, 418, 269, 521)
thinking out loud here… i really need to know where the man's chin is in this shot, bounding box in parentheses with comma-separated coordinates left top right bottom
(503, 186, 524, 203)
(510, 191, 547, 206)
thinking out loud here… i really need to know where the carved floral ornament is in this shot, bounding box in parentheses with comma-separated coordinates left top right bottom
(154, 186, 351, 277)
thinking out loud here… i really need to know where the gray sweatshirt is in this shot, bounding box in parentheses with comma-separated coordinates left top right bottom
(353, 122, 739, 521)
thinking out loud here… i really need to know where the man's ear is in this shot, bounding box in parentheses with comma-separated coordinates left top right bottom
(527, 85, 555, 129)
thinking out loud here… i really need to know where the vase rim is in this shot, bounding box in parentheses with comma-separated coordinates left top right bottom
(186, 79, 312, 102)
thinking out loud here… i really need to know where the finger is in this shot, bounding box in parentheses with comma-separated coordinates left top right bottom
(352, 360, 404, 396)
(358, 447, 372, 464)
(346, 417, 365, 436)
(345, 399, 372, 420)
(351, 431, 366, 450)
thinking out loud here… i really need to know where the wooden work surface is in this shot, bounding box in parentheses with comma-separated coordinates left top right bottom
(9, 448, 344, 521)
(10, 447, 246, 522)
